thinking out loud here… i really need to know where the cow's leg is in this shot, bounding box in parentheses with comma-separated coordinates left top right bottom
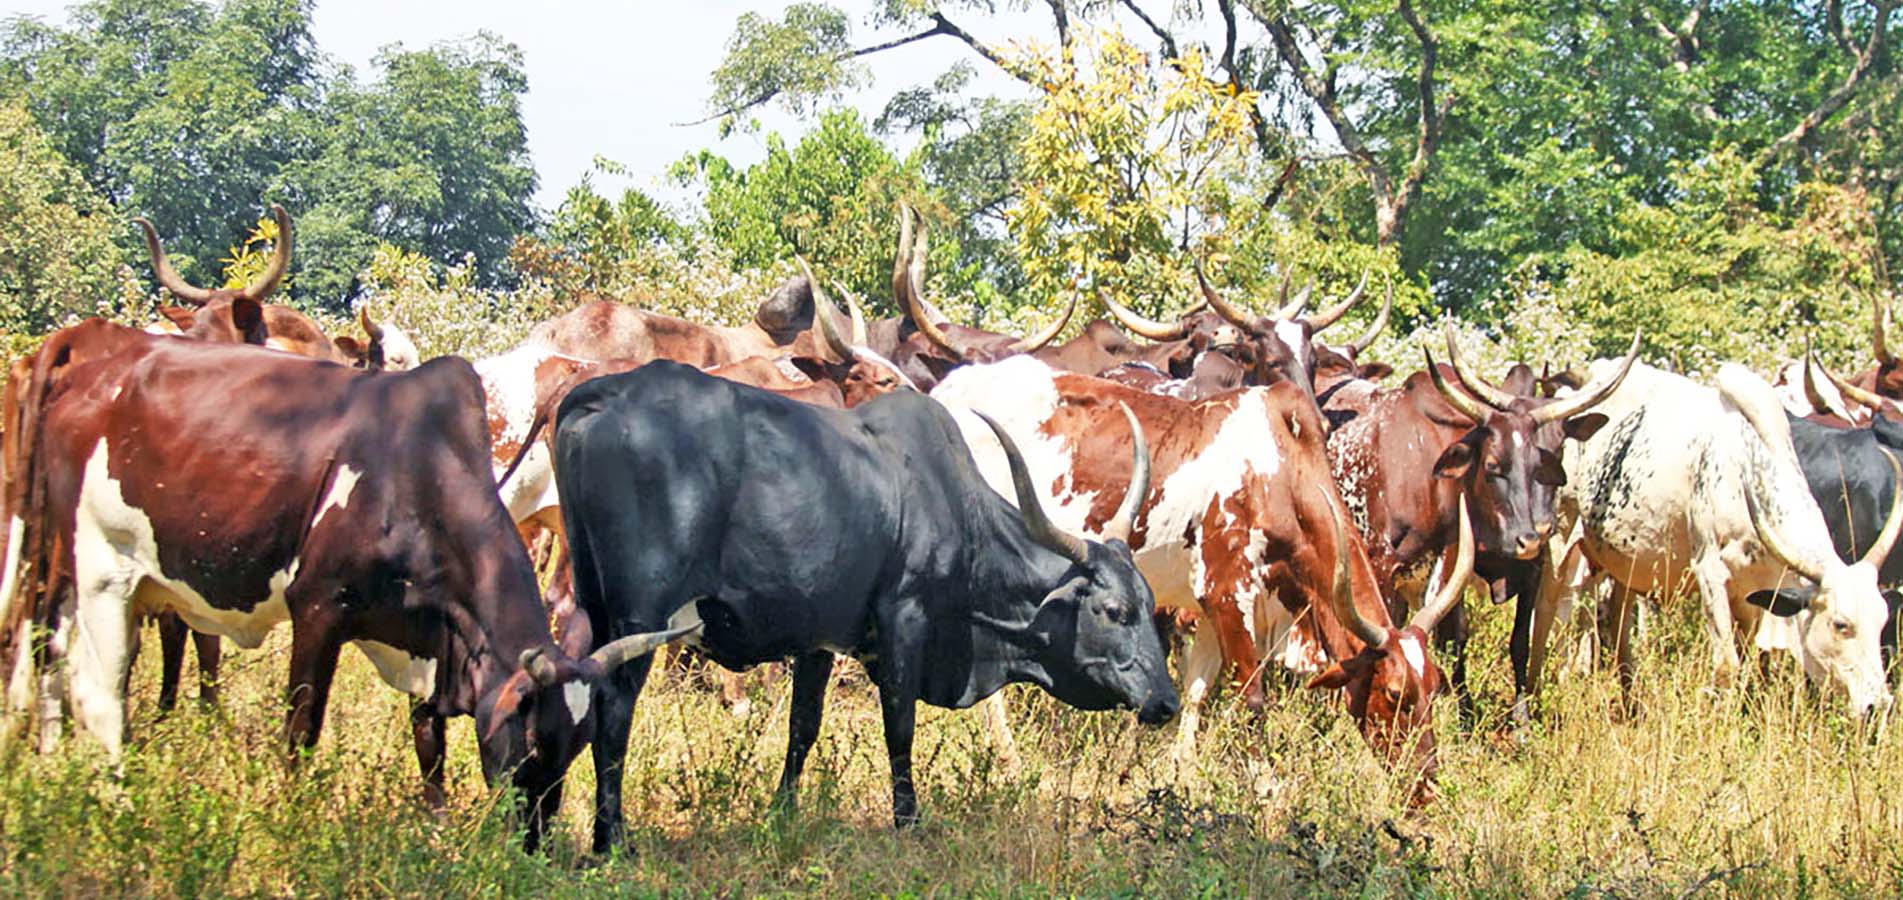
(156, 612, 186, 713)
(774, 650, 834, 811)
(590, 650, 654, 854)
(3, 617, 36, 748)
(1172, 628, 1224, 763)
(192, 629, 220, 707)
(283, 619, 344, 759)
(720, 668, 752, 718)
(876, 680, 920, 828)
(35, 585, 73, 753)
(410, 701, 447, 810)
(1434, 600, 1474, 725)
(67, 572, 135, 756)
(1607, 582, 1640, 718)
(1690, 558, 1740, 690)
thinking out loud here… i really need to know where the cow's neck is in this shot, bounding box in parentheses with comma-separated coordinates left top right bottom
(960, 499, 1080, 687)
(436, 530, 550, 717)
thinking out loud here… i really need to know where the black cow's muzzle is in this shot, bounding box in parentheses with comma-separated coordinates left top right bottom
(1137, 694, 1179, 726)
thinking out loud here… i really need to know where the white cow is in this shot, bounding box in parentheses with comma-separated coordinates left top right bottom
(1550, 361, 1898, 716)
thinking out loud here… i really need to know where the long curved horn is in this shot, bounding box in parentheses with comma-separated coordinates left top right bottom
(1876, 292, 1894, 364)
(1320, 489, 1388, 649)
(974, 411, 1090, 563)
(1303, 270, 1369, 332)
(1533, 331, 1642, 424)
(1423, 345, 1489, 424)
(1346, 276, 1393, 356)
(589, 621, 705, 671)
(905, 211, 954, 328)
(1277, 279, 1315, 321)
(1444, 324, 1516, 411)
(135, 216, 214, 305)
(1009, 287, 1077, 353)
(892, 203, 914, 312)
(1816, 353, 1903, 416)
(1409, 495, 1475, 632)
(1800, 340, 1840, 417)
(831, 280, 868, 344)
(798, 258, 854, 362)
(358, 305, 384, 342)
(240, 204, 292, 302)
(1102, 292, 1190, 341)
(1744, 482, 1827, 584)
(899, 244, 966, 360)
(1196, 268, 1261, 331)
(1104, 402, 1150, 543)
(1862, 450, 1903, 566)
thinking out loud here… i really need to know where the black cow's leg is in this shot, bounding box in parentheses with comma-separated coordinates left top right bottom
(775, 650, 835, 810)
(283, 622, 344, 760)
(877, 683, 919, 828)
(1433, 600, 1474, 725)
(156, 613, 186, 713)
(590, 651, 654, 854)
(1506, 562, 1541, 728)
(192, 630, 220, 707)
(410, 701, 447, 810)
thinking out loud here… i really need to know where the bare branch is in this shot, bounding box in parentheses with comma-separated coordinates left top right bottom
(1828, 0, 1857, 55)
(1393, 0, 1447, 242)
(1046, 0, 1072, 47)
(1760, 0, 1898, 163)
(1118, 0, 1179, 59)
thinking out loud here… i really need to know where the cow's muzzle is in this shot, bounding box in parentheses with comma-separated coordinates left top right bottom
(1137, 695, 1179, 726)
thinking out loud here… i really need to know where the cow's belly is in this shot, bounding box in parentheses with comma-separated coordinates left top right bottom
(353, 640, 437, 698)
(497, 444, 559, 525)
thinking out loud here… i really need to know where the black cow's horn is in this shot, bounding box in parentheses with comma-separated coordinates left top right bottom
(1102, 291, 1190, 341)
(589, 622, 705, 671)
(1303, 270, 1368, 333)
(1863, 450, 1903, 567)
(135, 216, 215, 305)
(1533, 332, 1641, 425)
(1744, 482, 1826, 584)
(1105, 402, 1150, 543)
(974, 411, 1090, 563)
(240, 204, 293, 302)
(1320, 489, 1388, 649)
(1444, 324, 1517, 411)
(1800, 340, 1844, 418)
(1876, 292, 1894, 365)
(1197, 268, 1260, 332)
(1346, 276, 1393, 356)
(1409, 496, 1474, 632)
(1424, 345, 1490, 424)
(519, 646, 562, 688)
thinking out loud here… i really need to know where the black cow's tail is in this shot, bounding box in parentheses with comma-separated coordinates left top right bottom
(496, 406, 551, 494)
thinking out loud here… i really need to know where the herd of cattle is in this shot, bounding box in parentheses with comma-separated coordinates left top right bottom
(1, 204, 1899, 851)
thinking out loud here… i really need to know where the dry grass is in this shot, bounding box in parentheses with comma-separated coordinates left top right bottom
(1, 595, 1899, 897)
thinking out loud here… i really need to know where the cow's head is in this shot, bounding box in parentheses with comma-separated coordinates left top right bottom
(1421, 328, 1639, 561)
(334, 307, 421, 372)
(1307, 494, 1474, 803)
(972, 405, 1179, 726)
(1870, 292, 1903, 400)
(474, 624, 698, 849)
(1812, 350, 1903, 426)
(136, 205, 291, 347)
(1197, 269, 1382, 409)
(1743, 456, 1902, 719)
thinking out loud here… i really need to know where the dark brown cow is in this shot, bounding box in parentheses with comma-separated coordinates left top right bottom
(1, 324, 687, 848)
(1323, 328, 1638, 722)
(1193, 268, 1381, 408)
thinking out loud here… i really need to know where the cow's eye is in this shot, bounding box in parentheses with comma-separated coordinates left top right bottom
(1833, 619, 1854, 638)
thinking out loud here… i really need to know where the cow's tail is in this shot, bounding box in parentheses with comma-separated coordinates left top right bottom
(1716, 363, 1803, 475)
(496, 406, 550, 494)
(0, 328, 86, 679)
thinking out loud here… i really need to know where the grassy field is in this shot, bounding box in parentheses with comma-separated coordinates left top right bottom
(1, 596, 1899, 898)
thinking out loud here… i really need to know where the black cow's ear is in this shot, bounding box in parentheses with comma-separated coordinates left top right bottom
(1746, 587, 1818, 618)
(1534, 449, 1567, 487)
(1434, 433, 1480, 479)
(1563, 413, 1610, 443)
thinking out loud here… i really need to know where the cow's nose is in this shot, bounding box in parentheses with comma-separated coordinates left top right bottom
(1138, 695, 1179, 726)
(1536, 521, 1554, 537)
(1514, 533, 1542, 559)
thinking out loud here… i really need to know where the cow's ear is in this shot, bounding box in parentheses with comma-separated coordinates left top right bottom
(231, 297, 266, 341)
(1534, 449, 1567, 487)
(1306, 662, 1353, 691)
(785, 356, 834, 383)
(1434, 432, 1481, 479)
(158, 306, 196, 330)
(921, 355, 960, 384)
(1563, 413, 1610, 443)
(1357, 362, 1394, 382)
(333, 335, 366, 364)
(1746, 587, 1818, 618)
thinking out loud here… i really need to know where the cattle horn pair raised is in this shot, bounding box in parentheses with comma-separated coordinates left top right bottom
(893, 204, 1074, 359)
(1324, 492, 1474, 647)
(1197, 267, 1370, 334)
(1745, 451, 1903, 582)
(136, 204, 293, 305)
(520, 621, 706, 687)
(974, 403, 1150, 560)
(1426, 326, 1641, 425)
(795, 257, 869, 360)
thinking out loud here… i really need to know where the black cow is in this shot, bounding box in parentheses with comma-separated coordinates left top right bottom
(1783, 411, 1903, 665)
(554, 361, 1178, 851)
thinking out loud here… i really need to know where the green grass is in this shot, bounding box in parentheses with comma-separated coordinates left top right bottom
(2, 597, 1900, 897)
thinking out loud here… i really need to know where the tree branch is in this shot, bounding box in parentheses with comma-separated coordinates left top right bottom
(1046, 0, 1071, 48)
(1759, 0, 1898, 163)
(1118, 0, 1178, 59)
(1392, 0, 1447, 243)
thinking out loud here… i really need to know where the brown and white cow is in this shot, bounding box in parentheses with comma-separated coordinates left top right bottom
(0, 322, 688, 848)
(932, 356, 1472, 792)
(1322, 327, 1638, 722)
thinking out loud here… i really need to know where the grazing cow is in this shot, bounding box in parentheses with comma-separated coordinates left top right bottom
(1554, 361, 1900, 717)
(1, 325, 688, 848)
(931, 357, 1468, 793)
(554, 361, 1176, 849)
(1322, 329, 1638, 721)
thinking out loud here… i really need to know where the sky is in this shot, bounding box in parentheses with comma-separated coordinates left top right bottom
(2, 0, 1039, 213)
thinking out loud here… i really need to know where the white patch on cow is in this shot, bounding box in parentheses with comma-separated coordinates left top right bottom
(851, 347, 918, 391)
(264, 337, 296, 354)
(375, 323, 421, 371)
(667, 600, 707, 650)
(1272, 319, 1311, 372)
(562, 680, 591, 724)
(1399, 633, 1426, 676)
(353, 640, 437, 698)
(314, 465, 361, 529)
(0, 514, 23, 640)
(1511, 432, 1526, 452)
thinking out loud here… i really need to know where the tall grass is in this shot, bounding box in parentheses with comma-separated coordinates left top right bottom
(2, 594, 1899, 897)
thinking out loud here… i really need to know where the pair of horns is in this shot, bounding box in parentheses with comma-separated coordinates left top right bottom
(893, 204, 1074, 360)
(975, 402, 1150, 562)
(136, 204, 293, 305)
(1426, 325, 1640, 425)
(1323, 492, 1474, 649)
(1806, 339, 1903, 419)
(1197, 268, 1373, 336)
(521, 621, 704, 687)
(1746, 450, 1903, 582)
(797, 257, 868, 360)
